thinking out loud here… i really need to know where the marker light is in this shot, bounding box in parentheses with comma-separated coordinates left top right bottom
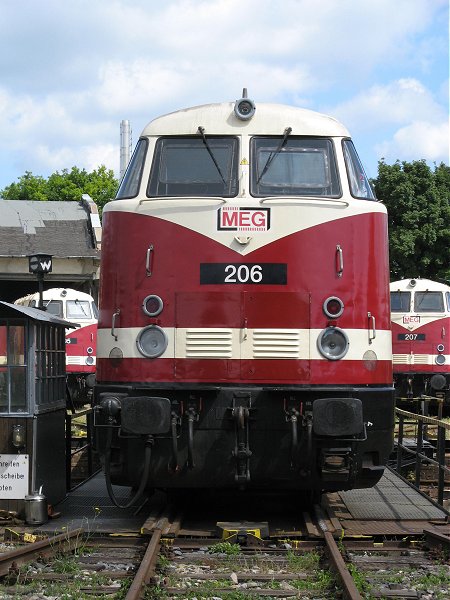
(323, 296, 344, 319)
(142, 295, 164, 317)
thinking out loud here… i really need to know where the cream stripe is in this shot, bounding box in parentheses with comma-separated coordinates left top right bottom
(98, 327, 392, 361)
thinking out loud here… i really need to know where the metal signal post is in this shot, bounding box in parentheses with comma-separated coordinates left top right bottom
(27, 253, 53, 310)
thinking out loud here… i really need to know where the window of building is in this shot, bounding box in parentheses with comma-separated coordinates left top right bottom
(0, 321, 27, 414)
(35, 323, 66, 407)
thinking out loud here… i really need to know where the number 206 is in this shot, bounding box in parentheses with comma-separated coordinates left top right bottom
(224, 264, 263, 283)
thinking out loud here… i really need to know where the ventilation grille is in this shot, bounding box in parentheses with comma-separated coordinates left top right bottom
(413, 354, 430, 365)
(66, 356, 83, 365)
(185, 329, 233, 358)
(393, 353, 430, 365)
(252, 329, 300, 359)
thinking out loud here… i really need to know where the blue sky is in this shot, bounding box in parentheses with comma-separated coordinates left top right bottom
(0, 0, 448, 191)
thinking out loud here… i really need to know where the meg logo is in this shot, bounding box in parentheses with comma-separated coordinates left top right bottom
(403, 315, 421, 324)
(218, 206, 270, 232)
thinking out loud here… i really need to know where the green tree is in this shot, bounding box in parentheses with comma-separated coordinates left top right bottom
(1, 166, 118, 216)
(373, 160, 450, 283)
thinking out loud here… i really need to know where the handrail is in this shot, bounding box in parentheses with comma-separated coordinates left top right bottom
(393, 407, 449, 508)
(66, 407, 98, 491)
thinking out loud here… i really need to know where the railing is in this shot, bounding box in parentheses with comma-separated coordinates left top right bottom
(65, 407, 98, 491)
(394, 407, 450, 507)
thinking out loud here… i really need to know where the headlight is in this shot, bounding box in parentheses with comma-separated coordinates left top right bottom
(137, 325, 168, 358)
(85, 355, 95, 366)
(436, 354, 446, 366)
(317, 327, 349, 360)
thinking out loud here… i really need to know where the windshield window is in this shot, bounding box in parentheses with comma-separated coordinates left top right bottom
(116, 139, 148, 199)
(414, 291, 444, 313)
(66, 300, 92, 320)
(44, 300, 63, 317)
(250, 137, 340, 197)
(342, 140, 375, 199)
(390, 291, 411, 312)
(148, 136, 239, 197)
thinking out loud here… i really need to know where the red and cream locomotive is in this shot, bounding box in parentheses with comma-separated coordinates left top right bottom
(94, 91, 394, 505)
(15, 288, 97, 408)
(391, 278, 450, 409)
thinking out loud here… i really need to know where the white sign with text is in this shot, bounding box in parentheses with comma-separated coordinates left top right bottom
(0, 454, 29, 499)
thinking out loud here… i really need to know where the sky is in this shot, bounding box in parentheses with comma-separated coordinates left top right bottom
(0, 0, 448, 192)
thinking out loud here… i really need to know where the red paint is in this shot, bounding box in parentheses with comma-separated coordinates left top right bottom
(98, 208, 391, 386)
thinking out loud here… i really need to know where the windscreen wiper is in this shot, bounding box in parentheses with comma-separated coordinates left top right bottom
(197, 126, 226, 185)
(257, 127, 292, 184)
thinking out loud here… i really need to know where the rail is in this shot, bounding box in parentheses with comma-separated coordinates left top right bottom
(65, 407, 98, 491)
(393, 407, 450, 507)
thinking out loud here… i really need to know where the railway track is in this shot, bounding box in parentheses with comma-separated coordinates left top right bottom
(1, 502, 449, 600)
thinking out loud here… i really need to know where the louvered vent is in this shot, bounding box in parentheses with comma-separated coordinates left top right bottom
(253, 329, 300, 359)
(392, 354, 410, 364)
(185, 329, 233, 358)
(413, 354, 430, 365)
(66, 356, 83, 365)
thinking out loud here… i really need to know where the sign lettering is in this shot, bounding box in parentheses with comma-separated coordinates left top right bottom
(218, 207, 270, 231)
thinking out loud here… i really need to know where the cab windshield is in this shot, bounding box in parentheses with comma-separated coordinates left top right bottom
(250, 137, 340, 197)
(148, 136, 239, 197)
(390, 291, 411, 312)
(414, 291, 444, 313)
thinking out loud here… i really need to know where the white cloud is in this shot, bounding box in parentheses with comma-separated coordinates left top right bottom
(330, 78, 446, 131)
(0, 0, 448, 186)
(329, 77, 449, 167)
(376, 120, 450, 164)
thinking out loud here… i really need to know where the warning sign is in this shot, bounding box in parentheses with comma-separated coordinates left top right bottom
(0, 454, 29, 499)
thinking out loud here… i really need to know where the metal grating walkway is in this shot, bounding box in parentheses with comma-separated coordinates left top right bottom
(339, 467, 447, 521)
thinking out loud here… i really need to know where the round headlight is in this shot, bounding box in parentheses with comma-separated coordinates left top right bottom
(85, 355, 95, 366)
(435, 354, 446, 366)
(323, 296, 344, 319)
(87, 346, 94, 354)
(317, 327, 349, 360)
(437, 344, 445, 353)
(137, 325, 168, 358)
(142, 294, 164, 317)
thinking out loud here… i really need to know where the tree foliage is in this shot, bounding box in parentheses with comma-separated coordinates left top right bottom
(0, 166, 118, 215)
(372, 160, 450, 283)
(2, 160, 449, 284)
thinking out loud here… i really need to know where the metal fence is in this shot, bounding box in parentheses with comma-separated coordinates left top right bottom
(394, 407, 450, 506)
(65, 407, 98, 491)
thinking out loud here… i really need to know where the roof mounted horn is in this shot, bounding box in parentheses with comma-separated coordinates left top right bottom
(234, 88, 256, 121)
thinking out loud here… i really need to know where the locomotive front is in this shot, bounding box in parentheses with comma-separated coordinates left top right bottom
(391, 278, 450, 409)
(94, 93, 395, 504)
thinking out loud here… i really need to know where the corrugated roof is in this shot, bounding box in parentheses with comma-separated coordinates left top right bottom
(0, 200, 99, 258)
(0, 300, 79, 328)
